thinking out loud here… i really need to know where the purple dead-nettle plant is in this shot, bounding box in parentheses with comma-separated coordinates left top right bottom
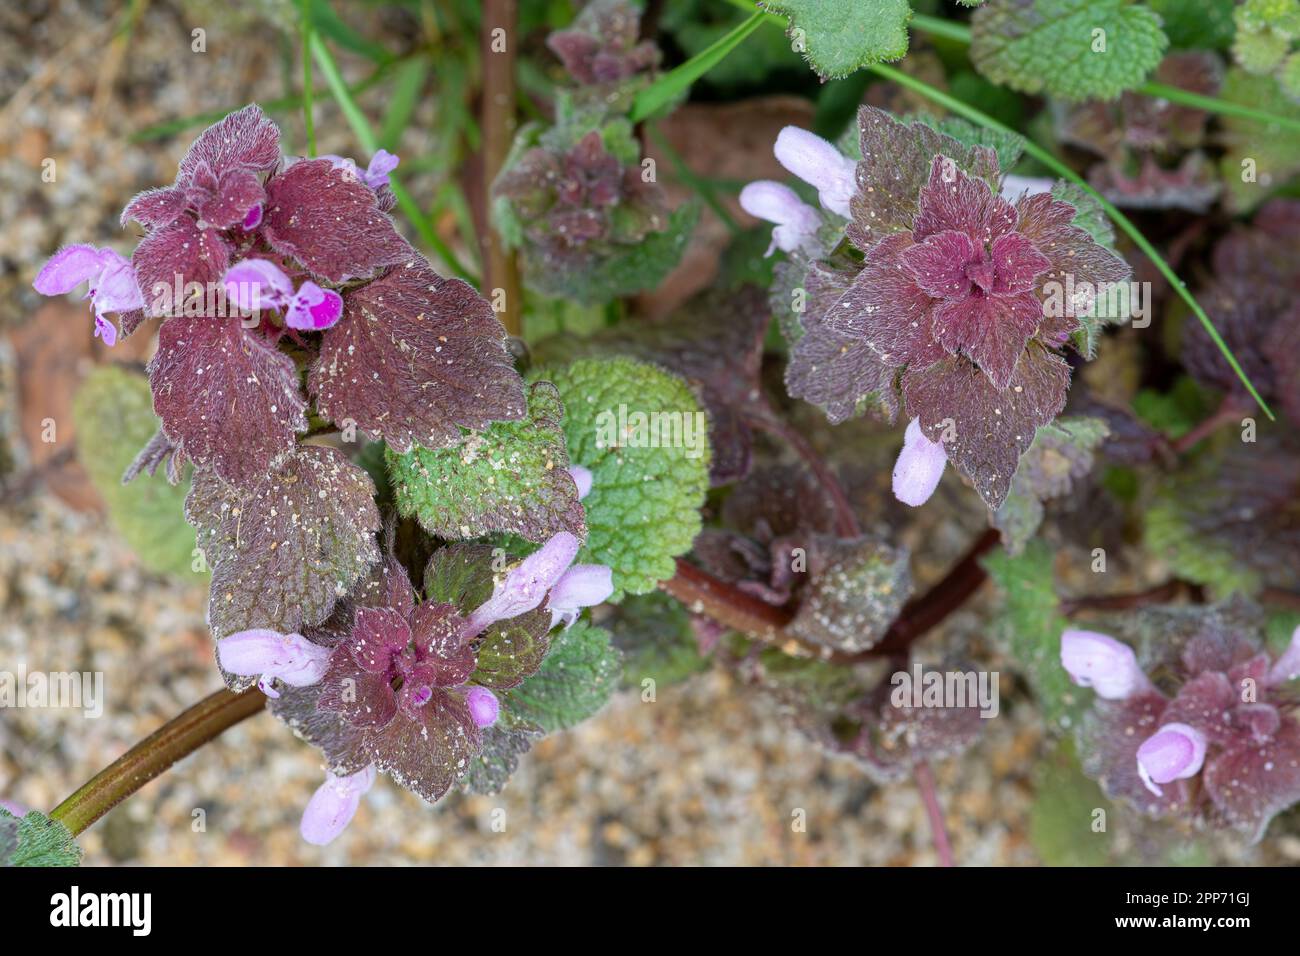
(749, 108, 1129, 511)
(1063, 612, 1300, 841)
(30, 104, 624, 847)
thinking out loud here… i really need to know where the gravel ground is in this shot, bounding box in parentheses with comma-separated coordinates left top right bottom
(3, 0, 1296, 867)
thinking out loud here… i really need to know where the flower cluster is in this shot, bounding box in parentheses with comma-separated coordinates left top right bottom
(1062, 621, 1300, 840)
(218, 525, 610, 844)
(745, 108, 1130, 511)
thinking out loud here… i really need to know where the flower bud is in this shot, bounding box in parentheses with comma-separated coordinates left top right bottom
(892, 418, 947, 507)
(1060, 629, 1150, 700)
(1136, 723, 1207, 797)
(300, 765, 376, 846)
(466, 686, 500, 729)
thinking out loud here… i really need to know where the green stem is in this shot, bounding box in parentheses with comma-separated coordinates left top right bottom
(309, 32, 476, 283)
(907, 13, 1300, 135)
(300, 0, 317, 156)
(49, 689, 266, 837)
(867, 62, 1274, 420)
(630, 10, 765, 122)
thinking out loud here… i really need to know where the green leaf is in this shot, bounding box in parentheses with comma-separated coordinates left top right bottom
(471, 609, 554, 691)
(994, 417, 1109, 554)
(505, 622, 622, 732)
(1218, 68, 1300, 212)
(1051, 181, 1116, 249)
(761, 0, 912, 79)
(630, 11, 767, 122)
(0, 809, 82, 867)
(457, 713, 544, 795)
(72, 367, 196, 578)
(1029, 742, 1113, 866)
(606, 590, 710, 688)
(970, 0, 1168, 102)
(387, 381, 586, 544)
(982, 541, 1083, 732)
(533, 358, 711, 600)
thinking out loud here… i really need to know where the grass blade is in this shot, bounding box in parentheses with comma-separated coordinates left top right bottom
(630, 11, 765, 122)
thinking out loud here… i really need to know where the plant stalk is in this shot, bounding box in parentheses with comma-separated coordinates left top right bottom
(49, 688, 265, 837)
(480, 0, 522, 336)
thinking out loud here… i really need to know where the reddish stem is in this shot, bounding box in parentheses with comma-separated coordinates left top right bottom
(913, 761, 954, 867)
(1171, 397, 1249, 454)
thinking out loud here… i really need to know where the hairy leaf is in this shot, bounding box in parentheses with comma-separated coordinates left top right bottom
(983, 540, 1082, 731)
(761, 0, 912, 79)
(788, 535, 912, 654)
(263, 159, 411, 283)
(0, 809, 82, 867)
(536, 358, 711, 599)
(971, 0, 1168, 102)
(186, 446, 381, 654)
(149, 319, 307, 487)
(311, 259, 526, 453)
(994, 416, 1109, 554)
(505, 622, 622, 732)
(387, 381, 585, 543)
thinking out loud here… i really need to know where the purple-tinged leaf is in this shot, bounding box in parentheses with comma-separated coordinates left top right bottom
(185, 446, 381, 654)
(190, 165, 266, 230)
(177, 103, 281, 183)
(847, 106, 1000, 252)
(310, 259, 526, 453)
(148, 318, 306, 486)
(262, 159, 411, 283)
(132, 216, 232, 318)
(902, 346, 1071, 510)
(120, 186, 188, 230)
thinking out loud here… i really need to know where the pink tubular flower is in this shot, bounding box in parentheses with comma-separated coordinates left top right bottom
(464, 532, 582, 636)
(217, 628, 332, 698)
(892, 417, 947, 507)
(1060, 629, 1151, 699)
(321, 149, 400, 191)
(1136, 723, 1208, 797)
(299, 765, 376, 846)
(568, 464, 594, 500)
(222, 258, 343, 331)
(739, 181, 822, 256)
(33, 244, 145, 346)
(547, 564, 614, 629)
(465, 686, 500, 729)
(772, 126, 858, 218)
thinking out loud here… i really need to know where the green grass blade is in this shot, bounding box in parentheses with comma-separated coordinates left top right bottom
(310, 33, 476, 283)
(379, 58, 429, 149)
(630, 11, 765, 123)
(299, 0, 317, 156)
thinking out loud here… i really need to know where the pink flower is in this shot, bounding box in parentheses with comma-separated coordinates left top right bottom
(547, 564, 614, 629)
(222, 258, 343, 331)
(464, 532, 582, 635)
(33, 244, 145, 346)
(320, 149, 400, 191)
(568, 464, 594, 500)
(773, 126, 858, 218)
(465, 687, 500, 729)
(216, 628, 332, 698)
(299, 765, 376, 846)
(1136, 723, 1207, 797)
(739, 181, 822, 256)
(1060, 629, 1151, 700)
(892, 417, 947, 507)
